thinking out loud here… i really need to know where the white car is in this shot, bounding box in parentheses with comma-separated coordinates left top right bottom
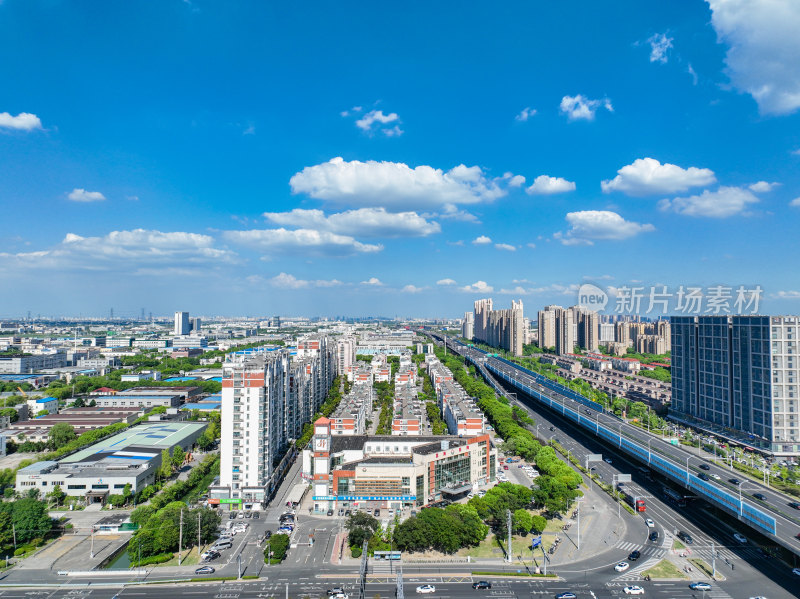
(733, 533, 747, 544)
(792, 567, 800, 576)
(645, 519, 655, 528)
(416, 585, 436, 594)
(615, 562, 630, 572)
(623, 586, 645, 595)
(605, 458, 613, 464)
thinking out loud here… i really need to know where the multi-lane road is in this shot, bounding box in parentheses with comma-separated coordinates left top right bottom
(438, 335, 800, 558)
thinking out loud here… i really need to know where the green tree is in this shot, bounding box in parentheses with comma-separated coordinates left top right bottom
(172, 446, 185, 470)
(48, 423, 77, 449)
(0, 509, 13, 547)
(530, 515, 547, 534)
(159, 448, 173, 479)
(512, 509, 533, 535)
(0, 408, 18, 423)
(36, 410, 49, 417)
(12, 498, 52, 543)
(265, 532, 290, 563)
(49, 484, 65, 507)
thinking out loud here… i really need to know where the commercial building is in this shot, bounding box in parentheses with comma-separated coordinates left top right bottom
(671, 315, 800, 456)
(428, 356, 486, 437)
(303, 418, 496, 513)
(15, 421, 207, 502)
(27, 396, 58, 415)
(330, 386, 373, 435)
(0, 352, 67, 374)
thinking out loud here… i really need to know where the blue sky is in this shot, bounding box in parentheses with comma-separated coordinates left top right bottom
(2, 0, 800, 319)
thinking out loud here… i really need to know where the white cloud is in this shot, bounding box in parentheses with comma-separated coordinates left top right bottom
(268, 272, 343, 289)
(515, 107, 537, 122)
(472, 235, 492, 245)
(526, 175, 576, 195)
(0, 229, 235, 274)
(556, 211, 655, 245)
(789, 197, 800, 207)
(263, 208, 440, 238)
(290, 157, 510, 211)
(401, 284, 425, 293)
(559, 94, 613, 121)
(526, 243, 536, 249)
(436, 278, 457, 286)
(793, 148, 800, 156)
(459, 281, 494, 293)
(601, 157, 716, 196)
(748, 180, 779, 192)
(500, 172, 526, 187)
(0, 112, 42, 131)
(648, 33, 674, 63)
(498, 283, 579, 296)
(68, 188, 107, 202)
(223, 228, 382, 256)
(707, 0, 800, 116)
(773, 290, 800, 299)
(688, 63, 699, 85)
(355, 109, 402, 136)
(658, 186, 759, 217)
(361, 277, 384, 286)
(495, 243, 516, 251)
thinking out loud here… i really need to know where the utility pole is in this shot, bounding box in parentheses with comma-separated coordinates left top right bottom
(178, 508, 184, 565)
(711, 541, 716, 578)
(90, 526, 94, 559)
(198, 511, 202, 554)
(576, 502, 581, 550)
(12, 524, 16, 549)
(506, 509, 512, 563)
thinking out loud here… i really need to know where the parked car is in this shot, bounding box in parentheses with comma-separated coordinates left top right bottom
(201, 550, 220, 561)
(415, 585, 436, 594)
(254, 511, 260, 519)
(195, 566, 215, 574)
(229, 512, 236, 520)
(471, 581, 492, 589)
(327, 509, 334, 516)
(374, 509, 380, 517)
(245, 511, 253, 518)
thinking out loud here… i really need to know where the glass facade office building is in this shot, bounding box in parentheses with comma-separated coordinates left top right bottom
(671, 315, 800, 456)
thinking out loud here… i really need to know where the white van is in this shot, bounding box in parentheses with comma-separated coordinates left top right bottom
(213, 539, 233, 550)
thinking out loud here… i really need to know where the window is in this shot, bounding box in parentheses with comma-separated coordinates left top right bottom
(67, 484, 86, 490)
(92, 484, 108, 489)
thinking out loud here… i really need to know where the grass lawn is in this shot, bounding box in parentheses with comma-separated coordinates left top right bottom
(458, 531, 558, 560)
(642, 560, 688, 580)
(153, 545, 203, 567)
(672, 539, 685, 550)
(689, 558, 716, 578)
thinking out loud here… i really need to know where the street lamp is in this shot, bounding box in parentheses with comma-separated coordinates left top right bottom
(647, 438, 653, 465)
(738, 482, 760, 520)
(685, 456, 693, 485)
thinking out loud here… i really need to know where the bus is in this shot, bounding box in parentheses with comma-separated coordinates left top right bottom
(662, 486, 686, 507)
(373, 551, 402, 560)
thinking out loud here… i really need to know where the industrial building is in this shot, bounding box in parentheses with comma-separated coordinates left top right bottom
(15, 421, 207, 502)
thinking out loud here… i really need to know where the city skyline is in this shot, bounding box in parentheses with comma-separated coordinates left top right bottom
(2, 1, 800, 317)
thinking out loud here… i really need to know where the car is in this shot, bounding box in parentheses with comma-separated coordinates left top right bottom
(689, 582, 712, 591)
(555, 593, 577, 599)
(345, 510, 351, 516)
(615, 562, 630, 572)
(549, 426, 555, 431)
(789, 502, 800, 510)
(229, 512, 236, 520)
(711, 473, 721, 480)
(628, 550, 641, 561)
(605, 458, 613, 464)
(753, 493, 766, 501)
(503, 465, 509, 470)
(374, 509, 380, 516)
(195, 566, 216, 574)
(245, 511, 253, 518)
(253, 511, 260, 519)
(237, 511, 245, 519)
(729, 478, 740, 485)
(201, 550, 220, 560)
(338, 508, 344, 516)
(649, 531, 659, 542)
(415, 585, 436, 594)
(733, 533, 747, 544)
(697, 473, 710, 481)
(327, 509, 334, 516)
(264, 530, 272, 539)
(327, 588, 345, 596)
(699, 463, 710, 470)
(472, 581, 492, 589)
(623, 586, 645, 595)
(792, 567, 800, 576)
(678, 531, 693, 545)
(645, 518, 655, 528)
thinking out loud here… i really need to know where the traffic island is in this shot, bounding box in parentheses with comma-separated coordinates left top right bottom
(641, 560, 688, 580)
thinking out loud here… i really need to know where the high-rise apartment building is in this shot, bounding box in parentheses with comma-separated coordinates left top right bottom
(537, 306, 557, 350)
(174, 311, 190, 336)
(472, 298, 524, 356)
(461, 311, 474, 340)
(336, 337, 357, 377)
(555, 307, 574, 356)
(671, 315, 800, 456)
(190, 317, 202, 332)
(574, 307, 599, 353)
